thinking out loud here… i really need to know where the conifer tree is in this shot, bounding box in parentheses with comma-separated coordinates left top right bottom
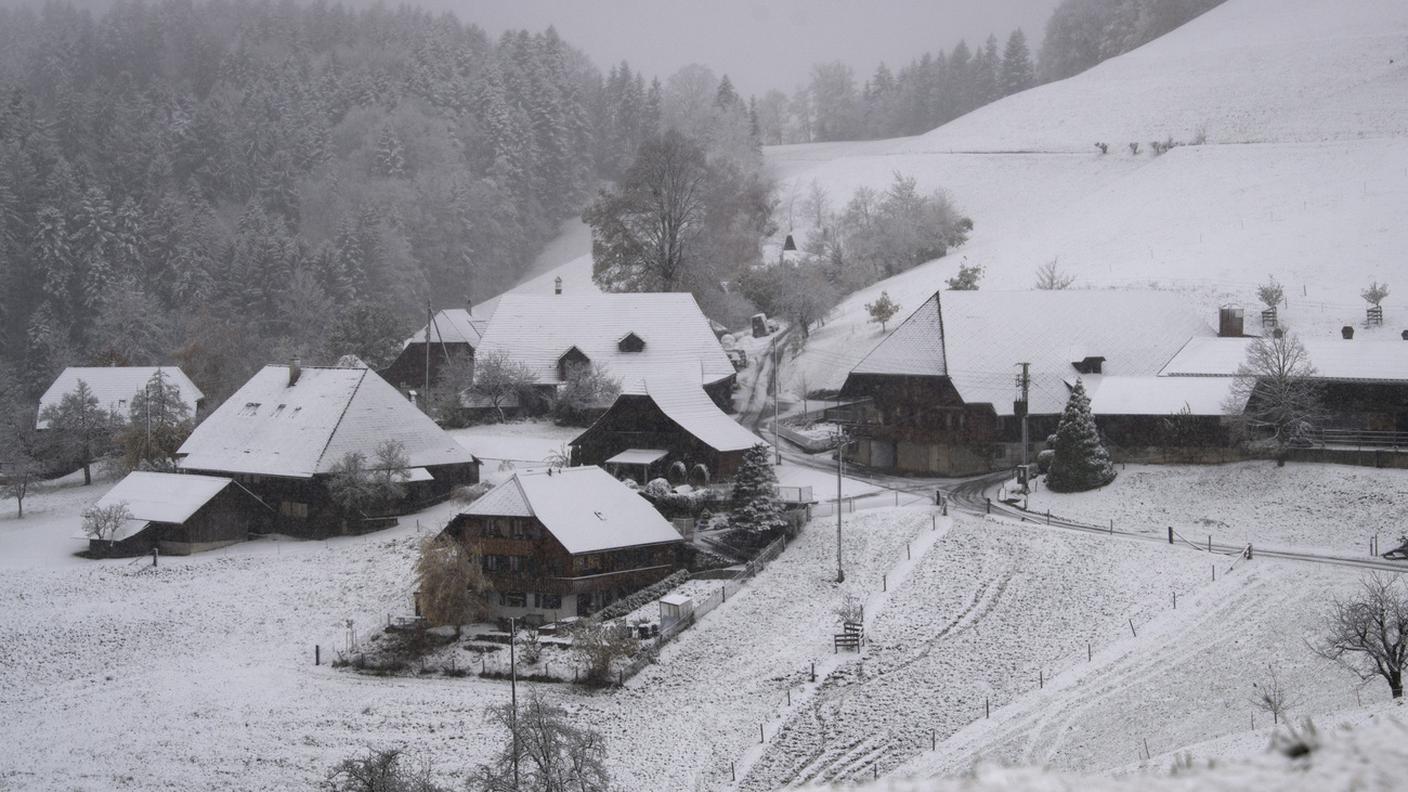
(39, 379, 118, 485)
(1000, 29, 1036, 96)
(1046, 379, 1116, 492)
(730, 443, 786, 538)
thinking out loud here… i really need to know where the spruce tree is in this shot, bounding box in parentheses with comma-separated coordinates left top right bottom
(1046, 379, 1116, 493)
(730, 443, 786, 539)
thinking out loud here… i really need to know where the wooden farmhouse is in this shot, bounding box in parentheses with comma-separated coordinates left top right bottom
(837, 290, 1224, 475)
(571, 378, 768, 483)
(381, 307, 490, 393)
(37, 366, 204, 428)
(474, 293, 737, 408)
(1160, 333, 1408, 434)
(175, 362, 479, 537)
(445, 466, 684, 623)
(77, 471, 272, 556)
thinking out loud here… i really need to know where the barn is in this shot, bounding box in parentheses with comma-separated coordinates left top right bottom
(175, 362, 479, 537)
(837, 290, 1218, 475)
(381, 307, 490, 393)
(445, 466, 683, 623)
(473, 293, 737, 408)
(77, 471, 272, 556)
(37, 366, 204, 428)
(571, 378, 767, 483)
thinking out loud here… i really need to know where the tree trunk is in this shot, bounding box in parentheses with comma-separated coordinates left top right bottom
(1391, 670, 1402, 699)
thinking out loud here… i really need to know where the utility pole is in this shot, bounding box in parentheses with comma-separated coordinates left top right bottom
(1016, 362, 1031, 491)
(835, 429, 846, 583)
(424, 299, 433, 412)
(773, 340, 782, 465)
(509, 616, 519, 789)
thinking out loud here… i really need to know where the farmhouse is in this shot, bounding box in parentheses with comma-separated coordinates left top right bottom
(571, 378, 767, 483)
(78, 471, 272, 556)
(381, 306, 490, 393)
(1160, 334, 1408, 435)
(175, 362, 478, 536)
(474, 293, 737, 407)
(445, 466, 683, 623)
(37, 366, 204, 428)
(838, 290, 1218, 475)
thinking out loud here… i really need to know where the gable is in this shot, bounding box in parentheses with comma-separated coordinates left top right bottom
(618, 332, 646, 353)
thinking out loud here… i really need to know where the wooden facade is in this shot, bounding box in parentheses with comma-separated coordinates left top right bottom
(88, 485, 272, 557)
(446, 512, 680, 622)
(572, 395, 748, 482)
(839, 374, 1012, 475)
(381, 342, 472, 392)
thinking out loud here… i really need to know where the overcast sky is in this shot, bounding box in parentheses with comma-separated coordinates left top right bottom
(426, 0, 1060, 96)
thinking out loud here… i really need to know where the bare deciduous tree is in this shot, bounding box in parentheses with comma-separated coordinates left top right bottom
(1034, 258, 1076, 290)
(1227, 331, 1322, 450)
(471, 351, 540, 423)
(326, 747, 446, 792)
(571, 620, 639, 687)
(1315, 573, 1408, 699)
(475, 689, 612, 792)
(1250, 664, 1299, 724)
(415, 534, 492, 637)
(372, 439, 410, 504)
(82, 501, 134, 548)
(40, 379, 119, 485)
(1361, 281, 1390, 307)
(1, 397, 45, 518)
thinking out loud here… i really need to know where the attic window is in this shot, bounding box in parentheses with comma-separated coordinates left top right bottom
(558, 347, 591, 381)
(593, 511, 605, 521)
(618, 332, 646, 353)
(271, 404, 287, 418)
(1072, 356, 1105, 375)
(238, 402, 262, 416)
(290, 407, 302, 419)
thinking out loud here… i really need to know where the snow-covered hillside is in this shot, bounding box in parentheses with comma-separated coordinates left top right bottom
(769, 0, 1408, 396)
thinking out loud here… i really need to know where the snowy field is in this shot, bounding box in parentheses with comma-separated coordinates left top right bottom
(1021, 461, 1408, 558)
(764, 0, 1408, 398)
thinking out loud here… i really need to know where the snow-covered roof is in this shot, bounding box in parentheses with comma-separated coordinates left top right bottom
(623, 378, 767, 453)
(37, 367, 203, 429)
(177, 365, 475, 478)
(1159, 337, 1408, 382)
(83, 472, 261, 541)
(1080, 376, 1247, 416)
(461, 466, 681, 554)
(475, 294, 735, 387)
(606, 449, 670, 466)
(403, 308, 490, 349)
(848, 290, 1215, 415)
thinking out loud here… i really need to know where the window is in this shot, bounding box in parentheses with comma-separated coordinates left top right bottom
(484, 554, 503, 572)
(483, 519, 503, 538)
(238, 402, 262, 417)
(618, 332, 645, 353)
(512, 519, 534, 540)
(271, 404, 286, 418)
(535, 593, 563, 610)
(279, 500, 308, 519)
(500, 592, 526, 608)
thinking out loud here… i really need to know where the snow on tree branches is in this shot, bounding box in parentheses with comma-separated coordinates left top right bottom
(1046, 379, 1116, 493)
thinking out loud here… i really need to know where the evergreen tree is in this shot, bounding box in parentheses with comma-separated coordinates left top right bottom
(729, 443, 786, 539)
(1000, 29, 1036, 96)
(1046, 379, 1116, 493)
(38, 379, 117, 485)
(117, 370, 193, 471)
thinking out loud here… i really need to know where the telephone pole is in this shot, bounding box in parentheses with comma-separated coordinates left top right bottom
(423, 300, 433, 411)
(772, 340, 781, 465)
(1016, 362, 1031, 490)
(509, 616, 519, 788)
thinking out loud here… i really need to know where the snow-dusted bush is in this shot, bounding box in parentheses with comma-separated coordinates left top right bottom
(644, 478, 673, 498)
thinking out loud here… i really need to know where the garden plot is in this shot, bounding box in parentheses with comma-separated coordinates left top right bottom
(740, 514, 1233, 790)
(1021, 461, 1408, 558)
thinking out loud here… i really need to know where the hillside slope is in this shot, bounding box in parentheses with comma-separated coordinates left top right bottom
(768, 0, 1408, 396)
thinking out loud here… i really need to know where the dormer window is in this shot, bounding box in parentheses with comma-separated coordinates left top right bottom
(558, 346, 591, 381)
(237, 402, 262, 416)
(618, 332, 645, 353)
(1072, 356, 1105, 375)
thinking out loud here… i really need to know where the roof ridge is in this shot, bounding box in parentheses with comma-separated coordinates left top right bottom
(933, 289, 948, 373)
(311, 367, 368, 472)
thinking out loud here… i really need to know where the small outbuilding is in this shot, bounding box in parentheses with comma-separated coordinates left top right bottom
(37, 366, 204, 428)
(77, 471, 272, 556)
(571, 378, 768, 483)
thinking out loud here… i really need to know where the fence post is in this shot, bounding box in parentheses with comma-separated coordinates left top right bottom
(985, 697, 990, 718)
(760, 723, 765, 743)
(722, 586, 727, 603)
(883, 574, 887, 592)
(315, 645, 320, 666)
(1208, 535, 1212, 553)
(152, 547, 158, 567)
(787, 688, 791, 706)
(811, 661, 816, 682)
(1109, 518, 1113, 534)
(1039, 669, 1043, 689)
(931, 729, 936, 750)
(1046, 510, 1050, 525)
(943, 500, 948, 516)
(1128, 619, 1137, 638)
(1087, 642, 1091, 662)
(985, 498, 991, 514)
(1167, 526, 1173, 544)
(1212, 564, 1216, 582)
(907, 543, 911, 560)
(1172, 591, 1177, 609)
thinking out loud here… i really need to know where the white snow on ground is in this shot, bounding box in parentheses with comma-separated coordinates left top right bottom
(767, 0, 1408, 395)
(1021, 461, 1408, 558)
(806, 708, 1408, 791)
(736, 513, 1378, 788)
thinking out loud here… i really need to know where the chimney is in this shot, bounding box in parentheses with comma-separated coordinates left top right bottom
(1272, 328, 1284, 339)
(289, 357, 302, 386)
(554, 276, 563, 295)
(1342, 326, 1354, 340)
(465, 293, 473, 315)
(1217, 306, 1244, 338)
(1401, 330, 1408, 341)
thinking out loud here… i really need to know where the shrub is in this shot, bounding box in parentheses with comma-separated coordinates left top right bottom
(590, 570, 690, 623)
